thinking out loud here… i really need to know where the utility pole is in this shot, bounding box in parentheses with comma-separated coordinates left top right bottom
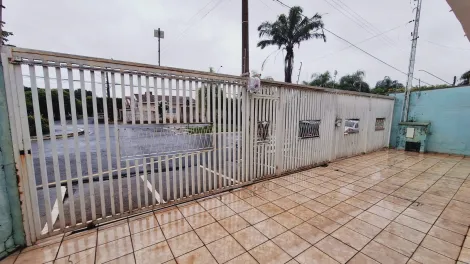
(242, 0, 249, 74)
(402, 0, 423, 122)
(154, 28, 164, 66)
(296, 62, 303, 84)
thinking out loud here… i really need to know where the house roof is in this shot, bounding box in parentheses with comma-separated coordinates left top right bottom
(446, 0, 470, 42)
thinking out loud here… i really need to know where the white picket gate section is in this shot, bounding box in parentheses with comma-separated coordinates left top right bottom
(1, 46, 394, 244)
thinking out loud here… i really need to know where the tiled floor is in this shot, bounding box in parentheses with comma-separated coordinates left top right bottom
(2, 150, 470, 264)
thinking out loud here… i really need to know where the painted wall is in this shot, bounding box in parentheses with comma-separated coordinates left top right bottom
(0, 63, 25, 259)
(390, 86, 470, 155)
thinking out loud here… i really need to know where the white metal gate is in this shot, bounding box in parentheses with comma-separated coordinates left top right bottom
(1, 46, 395, 244)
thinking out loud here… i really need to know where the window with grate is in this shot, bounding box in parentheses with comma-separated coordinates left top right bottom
(375, 118, 385, 131)
(344, 119, 360, 135)
(257, 121, 270, 142)
(299, 120, 321, 139)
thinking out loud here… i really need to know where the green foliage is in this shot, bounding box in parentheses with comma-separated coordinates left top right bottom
(28, 115, 50, 137)
(460, 70, 470, 86)
(303, 71, 336, 88)
(336, 70, 370, 92)
(257, 6, 326, 83)
(2, 30, 13, 45)
(371, 76, 404, 95)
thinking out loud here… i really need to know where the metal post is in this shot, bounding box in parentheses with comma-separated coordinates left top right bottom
(158, 28, 161, 66)
(402, 0, 423, 122)
(296, 62, 303, 84)
(242, 0, 249, 74)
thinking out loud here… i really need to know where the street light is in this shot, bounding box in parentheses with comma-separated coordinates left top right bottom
(418, 70, 452, 85)
(217, 66, 223, 73)
(154, 28, 165, 66)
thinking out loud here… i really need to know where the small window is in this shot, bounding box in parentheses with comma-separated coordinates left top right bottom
(299, 120, 321, 138)
(344, 119, 359, 135)
(375, 118, 385, 131)
(257, 121, 270, 142)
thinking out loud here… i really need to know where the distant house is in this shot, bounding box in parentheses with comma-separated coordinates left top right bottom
(121, 91, 197, 123)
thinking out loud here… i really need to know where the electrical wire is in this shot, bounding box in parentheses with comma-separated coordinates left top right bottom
(422, 39, 470, 51)
(271, 0, 433, 86)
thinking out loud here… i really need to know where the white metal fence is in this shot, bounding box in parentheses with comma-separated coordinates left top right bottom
(1, 46, 394, 244)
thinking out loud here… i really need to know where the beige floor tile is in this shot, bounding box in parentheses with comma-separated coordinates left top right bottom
(344, 197, 373, 210)
(331, 226, 370, 250)
(403, 208, 438, 224)
(384, 222, 425, 244)
(272, 231, 311, 257)
(303, 200, 330, 214)
(257, 191, 283, 201)
(134, 241, 174, 264)
(131, 226, 166, 251)
(459, 247, 470, 263)
(97, 222, 130, 245)
(315, 195, 342, 207)
(160, 218, 193, 239)
(15, 242, 60, 264)
(298, 189, 322, 199)
(321, 208, 353, 225)
(257, 202, 284, 217)
(0, 253, 18, 264)
(185, 211, 216, 229)
(56, 232, 96, 258)
(154, 207, 184, 225)
(194, 222, 229, 244)
(394, 214, 432, 233)
(291, 222, 327, 244)
(207, 235, 246, 263)
(286, 193, 311, 204)
(207, 204, 236, 220)
(288, 205, 317, 221)
(244, 196, 269, 207)
(421, 235, 461, 260)
(233, 226, 269, 250)
(347, 252, 379, 264)
(96, 236, 133, 264)
(295, 246, 340, 264)
(239, 208, 269, 225)
(374, 231, 418, 257)
(428, 225, 465, 246)
(308, 215, 341, 234)
(356, 211, 391, 229)
(367, 205, 400, 220)
(220, 193, 242, 204)
(21, 233, 63, 253)
(167, 231, 204, 257)
(434, 218, 469, 235)
(345, 219, 382, 239)
(178, 202, 205, 217)
(333, 203, 363, 217)
(411, 246, 455, 264)
(249, 241, 291, 264)
(219, 215, 251, 233)
(175, 246, 217, 264)
(361, 241, 409, 264)
(129, 214, 159, 234)
(272, 197, 300, 210)
(383, 195, 413, 208)
(225, 252, 258, 264)
(198, 197, 225, 210)
(273, 212, 304, 229)
(54, 247, 95, 264)
(375, 200, 407, 213)
(106, 253, 135, 264)
(254, 218, 288, 239)
(315, 236, 357, 264)
(285, 183, 306, 192)
(227, 200, 254, 213)
(272, 187, 296, 197)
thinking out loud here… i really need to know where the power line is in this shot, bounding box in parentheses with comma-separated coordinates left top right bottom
(271, 0, 433, 86)
(422, 39, 470, 51)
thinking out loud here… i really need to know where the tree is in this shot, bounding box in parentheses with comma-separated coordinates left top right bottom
(372, 76, 404, 95)
(460, 70, 470, 86)
(337, 70, 370, 93)
(257, 6, 326, 83)
(304, 71, 336, 88)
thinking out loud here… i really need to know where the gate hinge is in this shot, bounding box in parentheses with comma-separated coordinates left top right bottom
(19, 149, 31, 155)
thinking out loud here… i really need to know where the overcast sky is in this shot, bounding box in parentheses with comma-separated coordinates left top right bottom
(5, 0, 470, 88)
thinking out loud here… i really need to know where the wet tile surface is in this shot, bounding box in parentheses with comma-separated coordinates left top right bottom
(7, 150, 470, 264)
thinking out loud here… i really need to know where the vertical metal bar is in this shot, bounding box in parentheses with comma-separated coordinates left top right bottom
(168, 79, 173, 124)
(55, 67, 76, 226)
(172, 155, 177, 200)
(202, 151, 206, 193)
(221, 83, 226, 187)
(249, 95, 255, 180)
(146, 76, 151, 124)
(143, 157, 148, 207)
(154, 77, 160, 125)
(161, 78, 167, 124)
(150, 157, 156, 206)
(157, 156, 164, 204)
(135, 159, 141, 208)
(218, 82, 223, 188)
(185, 153, 189, 197)
(42, 66, 65, 230)
(211, 82, 217, 189)
(138, 75, 143, 124)
(165, 156, 170, 201)
(228, 84, 233, 185)
(237, 85, 241, 183)
(66, 68, 87, 224)
(90, 71, 102, 221)
(182, 79, 187, 123)
(179, 155, 183, 199)
(29, 65, 53, 231)
(176, 79, 180, 123)
(101, 72, 115, 216)
(242, 86, 248, 182)
(191, 153, 195, 196)
(126, 160, 132, 212)
(111, 73, 124, 214)
(191, 80, 196, 123)
(129, 74, 136, 124)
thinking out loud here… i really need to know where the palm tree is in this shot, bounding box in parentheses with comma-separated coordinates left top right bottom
(460, 70, 470, 85)
(257, 6, 326, 83)
(304, 71, 335, 88)
(338, 70, 370, 93)
(372, 76, 404, 94)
